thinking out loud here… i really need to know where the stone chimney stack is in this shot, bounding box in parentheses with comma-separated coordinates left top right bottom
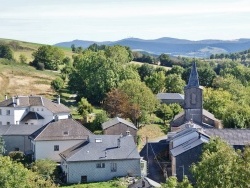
(117, 138, 121, 148)
(16, 96, 20, 106)
(57, 95, 60, 104)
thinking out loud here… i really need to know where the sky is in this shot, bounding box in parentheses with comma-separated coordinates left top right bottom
(1, 0, 250, 44)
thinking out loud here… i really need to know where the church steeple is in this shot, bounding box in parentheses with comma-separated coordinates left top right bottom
(187, 62, 199, 88)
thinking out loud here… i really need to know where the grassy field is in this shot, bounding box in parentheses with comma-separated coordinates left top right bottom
(130, 61, 171, 70)
(0, 61, 59, 100)
(60, 179, 127, 188)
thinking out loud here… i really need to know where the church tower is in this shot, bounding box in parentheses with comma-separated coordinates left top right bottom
(184, 62, 203, 125)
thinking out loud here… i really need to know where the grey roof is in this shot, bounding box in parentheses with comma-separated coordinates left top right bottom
(203, 109, 218, 121)
(129, 177, 161, 188)
(0, 124, 43, 136)
(204, 128, 250, 146)
(156, 93, 184, 100)
(60, 135, 140, 162)
(186, 62, 199, 88)
(0, 96, 70, 113)
(29, 118, 92, 141)
(170, 136, 209, 157)
(102, 117, 137, 130)
(21, 112, 44, 122)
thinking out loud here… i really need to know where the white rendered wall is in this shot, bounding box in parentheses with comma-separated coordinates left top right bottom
(34, 140, 84, 162)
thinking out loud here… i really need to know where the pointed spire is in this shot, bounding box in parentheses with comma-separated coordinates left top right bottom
(187, 62, 199, 88)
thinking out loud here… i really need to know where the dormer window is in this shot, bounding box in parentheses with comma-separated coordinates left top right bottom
(95, 138, 102, 143)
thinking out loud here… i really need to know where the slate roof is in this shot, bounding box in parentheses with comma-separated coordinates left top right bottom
(186, 62, 199, 88)
(0, 124, 43, 136)
(204, 128, 250, 146)
(128, 177, 161, 188)
(60, 135, 140, 162)
(102, 117, 137, 130)
(156, 93, 184, 100)
(21, 112, 44, 122)
(29, 118, 92, 141)
(170, 136, 209, 157)
(0, 96, 70, 113)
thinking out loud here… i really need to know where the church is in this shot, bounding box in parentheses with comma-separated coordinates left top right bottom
(170, 62, 221, 131)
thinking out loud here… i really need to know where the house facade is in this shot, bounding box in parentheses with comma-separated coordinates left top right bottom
(0, 95, 70, 126)
(60, 135, 142, 183)
(29, 118, 92, 162)
(102, 117, 137, 142)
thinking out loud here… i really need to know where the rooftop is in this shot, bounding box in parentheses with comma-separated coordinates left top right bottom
(102, 117, 137, 130)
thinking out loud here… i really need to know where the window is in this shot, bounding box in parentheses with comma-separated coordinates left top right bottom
(111, 163, 117, 172)
(96, 163, 105, 168)
(7, 122, 10, 125)
(6, 110, 10, 115)
(0, 121, 2, 125)
(63, 131, 69, 136)
(81, 176, 87, 183)
(15, 148, 19, 151)
(41, 108, 43, 111)
(37, 108, 39, 111)
(54, 145, 59, 151)
(0, 109, 2, 115)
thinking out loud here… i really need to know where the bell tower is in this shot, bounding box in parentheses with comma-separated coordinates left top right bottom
(184, 62, 203, 125)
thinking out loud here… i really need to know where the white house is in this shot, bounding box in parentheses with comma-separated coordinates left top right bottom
(29, 118, 93, 162)
(0, 95, 70, 126)
(59, 135, 142, 183)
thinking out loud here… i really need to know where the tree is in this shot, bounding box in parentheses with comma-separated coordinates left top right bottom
(203, 88, 232, 119)
(162, 176, 193, 188)
(0, 136, 5, 156)
(138, 63, 155, 81)
(166, 74, 185, 93)
(0, 156, 58, 188)
(68, 50, 122, 104)
(155, 104, 173, 124)
(191, 137, 250, 188)
(19, 54, 27, 64)
(31, 159, 57, 179)
(77, 97, 93, 119)
(118, 79, 158, 125)
(51, 77, 64, 92)
(103, 88, 130, 118)
(0, 44, 13, 60)
(159, 53, 172, 67)
(32, 45, 65, 70)
(91, 111, 109, 131)
(145, 71, 166, 94)
(167, 65, 184, 76)
(169, 103, 183, 117)
(104, 45, 131, 64)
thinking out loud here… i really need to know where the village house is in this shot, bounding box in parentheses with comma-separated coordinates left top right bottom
(59, 134, 143, 183)
(29, 118, 93, 162)
(156, 93, 184, 107)
(102, 117, 138, 142)
(0, 95, 70, 126)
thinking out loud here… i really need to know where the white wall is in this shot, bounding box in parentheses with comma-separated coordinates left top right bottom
(63, 159, 141, 183)
(0, 107, 15, 125)
(34, 140, 84, 162)
(14, 107, 28, 124)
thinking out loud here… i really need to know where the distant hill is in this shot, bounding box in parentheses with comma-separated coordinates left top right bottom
(55, 37, 250, 58)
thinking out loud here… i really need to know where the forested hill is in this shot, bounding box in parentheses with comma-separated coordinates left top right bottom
(55, 37, 250, 58)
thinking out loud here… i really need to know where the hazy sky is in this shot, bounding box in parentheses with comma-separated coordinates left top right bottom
(1, 0, 250, 44)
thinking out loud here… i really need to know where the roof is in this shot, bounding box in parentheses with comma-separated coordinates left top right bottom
(0, 96, 70, 113)
(102, 117, 137, 130)
(60, 135, 140, 162)
(170, 136, 209, 157)
(20, 112, 44, 122)
(156, 93, 184, 100)
(186, 62, 199, 88)
(203, 109, 219, 121)
(0, 124, 43, 136)
(29, 118, 92, 141)
(204, 128, 250, 146)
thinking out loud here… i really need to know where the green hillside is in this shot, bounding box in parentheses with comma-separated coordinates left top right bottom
(0, 38, 74, 62)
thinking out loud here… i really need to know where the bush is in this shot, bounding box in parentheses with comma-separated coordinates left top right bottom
(51, 77, 64, 92)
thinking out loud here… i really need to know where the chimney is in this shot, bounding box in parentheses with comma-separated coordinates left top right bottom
(16, 96, 20, 106)
(5, 95, 7, 100)
(126, 130, 130, 136)
(54, 115, 59, 121)
(57, 95, 60, 104)
(117, 138, 121, 148)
